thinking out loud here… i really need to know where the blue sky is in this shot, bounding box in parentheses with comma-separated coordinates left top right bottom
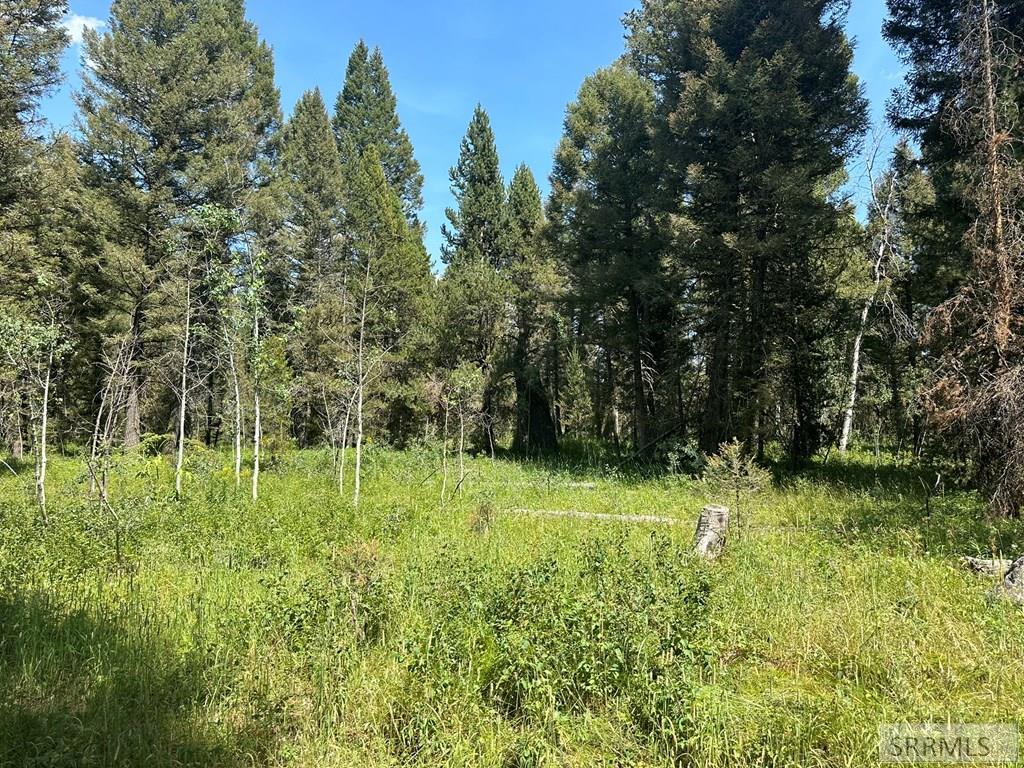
(47, 0, 905, 266)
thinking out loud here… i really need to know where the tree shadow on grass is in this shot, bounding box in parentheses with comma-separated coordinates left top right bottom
(493, 439, 666, 484)
(0, 591, 277, 768)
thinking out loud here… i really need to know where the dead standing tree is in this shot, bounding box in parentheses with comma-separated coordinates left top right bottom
(839, 138, 915, 453)
(924, 0, 1024, 516)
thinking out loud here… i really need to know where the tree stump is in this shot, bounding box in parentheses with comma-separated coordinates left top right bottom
(994, 556, 1024, 606)
(959, 555, 1024, 605)
(694, 504, 729, 560)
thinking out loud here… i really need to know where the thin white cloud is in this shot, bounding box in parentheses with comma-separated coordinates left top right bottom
(62, 13, 104, 45)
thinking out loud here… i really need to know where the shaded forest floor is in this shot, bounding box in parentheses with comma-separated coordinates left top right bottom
(1, 446, 1022, 767)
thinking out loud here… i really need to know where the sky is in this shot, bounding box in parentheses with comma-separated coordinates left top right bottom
(46, 0, 906, 267)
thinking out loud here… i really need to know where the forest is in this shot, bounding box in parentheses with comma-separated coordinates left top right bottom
(1, 0, 1024, 766)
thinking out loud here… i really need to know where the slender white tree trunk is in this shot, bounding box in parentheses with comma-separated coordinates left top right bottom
(175, 284, 191, 498)
(35, 353, 52, 522)
(226, 344, 242, 490)
(839, 244, 885, 453)
(353, 259, 371, 509)
(838, 300, 873, 453)
(440, 402, 449, 506)
(458, 406, 465, 491)
(88, 397, 104, 496)
(354, 379, 364, 507)
(252, 313, 261, 502)
(338, 394, 353, 494)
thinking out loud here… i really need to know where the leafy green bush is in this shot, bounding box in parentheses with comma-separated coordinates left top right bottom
(482, 535, 712, 726)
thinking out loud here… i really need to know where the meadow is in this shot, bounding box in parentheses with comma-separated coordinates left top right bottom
(1, 444, 1022, 767)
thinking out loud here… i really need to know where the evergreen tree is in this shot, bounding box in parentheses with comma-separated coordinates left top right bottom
(280, 89, 346, 304)
(441, 105, 509, 269)
(627, 0, 867, 461)
(333, 41, 424, 227)
(548, 64, 669, 452)
(0, 0, 68, 210)
(438, 105, 513, 452)
(345, 146, 432, 445)
(506, 164, 559, 455)
(77, 0, 281, 447)
(276, 88, 347, 444)
(882, 0, 1021, 295)
(344, 146, 431, 484)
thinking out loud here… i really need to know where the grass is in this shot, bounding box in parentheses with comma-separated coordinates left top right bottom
(0, 444, 1022, 767)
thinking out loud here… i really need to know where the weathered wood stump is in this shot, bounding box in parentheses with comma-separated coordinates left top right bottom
(995, 556, 1024, 606)
(694, 504, 729, 560)
(961, 555, 1024, 605)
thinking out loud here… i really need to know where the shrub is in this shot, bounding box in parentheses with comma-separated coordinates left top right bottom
(480, 535, 713, 729)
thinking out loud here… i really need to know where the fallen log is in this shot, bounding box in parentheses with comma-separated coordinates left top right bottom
(960, 555, 1024, 606)
(694, 504, 729, 560)
(960, 556, 1014, 577)
(505, 508, 681, 525)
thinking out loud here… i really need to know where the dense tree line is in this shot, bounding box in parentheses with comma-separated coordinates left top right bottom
(2, 0, 1023, 514)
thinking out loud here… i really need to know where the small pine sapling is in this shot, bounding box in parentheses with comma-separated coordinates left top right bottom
(703, 439, 771, 530)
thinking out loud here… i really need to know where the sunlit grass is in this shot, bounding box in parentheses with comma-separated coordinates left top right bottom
(1, 446, 1021, 766)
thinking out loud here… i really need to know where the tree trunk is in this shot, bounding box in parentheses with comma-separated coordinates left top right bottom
(353, 258, 371, 509)
(479, 378, 496, 459)
(694, 504, 729, 559)
(353, 381, 364, 508)
(458, 407, 466, 490)
(175, 284, 191, 499)
(35, 353, 52, 522)
(839, 243, 884, 453)
(11, 398, 25, 460)
(124, 377, 141, 449)
(700, 312, 732, 455)
(338, 393, 353, 495)
(513, 369, 558, 456)
(980, 0, 1011, 352)
(839, 298, 873, 453)
(440, 402, 449, 507)
(630, 291, 650, 452)
(123, 308, 142, 449)
(227, 344, 242, 490)
(251, 313, 261, 503)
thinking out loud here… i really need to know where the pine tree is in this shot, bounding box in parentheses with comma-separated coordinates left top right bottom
(438, 106, 513, 453)
(280, 89, 347, 303)
(77, 0, 281, 447)
(277, 89, 348, 444)
(627, 0, 867, 461)
(507, 164, 559, 455)
(441, 105, 509, 269)
(0, 0, 68, 210)
(345, 146, 431, 499)
(333, 41, 424, 228)
(548, 64, 668, 452)
(882, 0, 1021, 297)
(920, 0, 1024, 516)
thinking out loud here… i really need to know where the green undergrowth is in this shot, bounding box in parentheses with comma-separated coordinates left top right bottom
(0, 446, 1021, 766)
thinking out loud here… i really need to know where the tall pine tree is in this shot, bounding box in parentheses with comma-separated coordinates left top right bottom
(333, 41, 424, 228)
(548, 64, 669, 452)
(628, 0, 867, 461)
(77, 0, 281, 447)
(507, 164, 559, 455)
(438, 105, 512, 452)
(277, 88, 347, 445)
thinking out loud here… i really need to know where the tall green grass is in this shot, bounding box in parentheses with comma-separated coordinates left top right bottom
(0, 446, 1021, 766)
